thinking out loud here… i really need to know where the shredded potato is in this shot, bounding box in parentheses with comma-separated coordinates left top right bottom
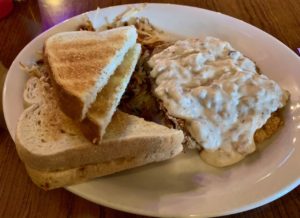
(19, 62, 40, 77)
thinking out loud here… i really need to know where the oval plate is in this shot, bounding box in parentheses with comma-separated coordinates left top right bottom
(3, 4, 300, 217)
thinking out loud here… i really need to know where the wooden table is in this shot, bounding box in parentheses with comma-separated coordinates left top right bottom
(0, 0, 299, 217)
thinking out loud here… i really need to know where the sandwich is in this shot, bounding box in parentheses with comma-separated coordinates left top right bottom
(17, 102, 183, 190)
(45, 26, 142, 144)
(15, 25, 184, 189)
(80, 44, 141, 143)
(44, 26, 137, 121)
(16, 54, 184, 190)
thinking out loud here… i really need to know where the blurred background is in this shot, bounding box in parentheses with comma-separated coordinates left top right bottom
(0, 0, 101, 67)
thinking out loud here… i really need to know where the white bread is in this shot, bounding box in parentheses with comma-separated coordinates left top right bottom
(25, 143, 182, 190)
(80, 44, 141, 144)
(44, 26, 138, 121)
(16, 99, 183, 172)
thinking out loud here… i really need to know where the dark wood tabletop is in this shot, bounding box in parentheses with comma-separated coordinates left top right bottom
(0, 0, 299, 217)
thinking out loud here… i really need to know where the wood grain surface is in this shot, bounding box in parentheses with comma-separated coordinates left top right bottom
(0, 0, 299, 217)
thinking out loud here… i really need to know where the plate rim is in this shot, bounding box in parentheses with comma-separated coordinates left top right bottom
(66, 179, 299, 217)
(3, 3, 300, 217)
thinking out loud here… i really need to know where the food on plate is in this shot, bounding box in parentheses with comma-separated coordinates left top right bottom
(15, 7, 290, 191)
(44, 26, 137, 121)
(147, 37, 289, 167)
(17, 98, 183, 189)
(15, 24, 184, 189)
(16, 55, 183, 190)
(97, 9, 289, 167)
(80, 44, 141, 144)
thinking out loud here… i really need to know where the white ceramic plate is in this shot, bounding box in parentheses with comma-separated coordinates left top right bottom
(3, 4, 300, 217)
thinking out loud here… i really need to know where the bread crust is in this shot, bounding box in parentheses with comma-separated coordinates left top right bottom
(16, 105, 184, 171)
(25, 144, 183, 190)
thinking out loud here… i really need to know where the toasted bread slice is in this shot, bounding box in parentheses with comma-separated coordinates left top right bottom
(25, 141, 182, 190)
(80, 44, 141, 144)
(16, 98, 184, 172)
(45, 26, 137, 121)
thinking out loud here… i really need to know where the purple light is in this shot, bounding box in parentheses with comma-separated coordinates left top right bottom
(38, 0, 76, 30)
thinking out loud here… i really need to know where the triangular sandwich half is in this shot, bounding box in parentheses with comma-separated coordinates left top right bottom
(80, 43, 141, 144)
(44, 26, 137, 121)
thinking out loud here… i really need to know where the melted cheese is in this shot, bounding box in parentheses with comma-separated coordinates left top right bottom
(149, 37, 289, 165)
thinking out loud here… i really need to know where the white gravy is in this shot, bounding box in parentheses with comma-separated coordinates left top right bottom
(148, 37, 289, 165)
